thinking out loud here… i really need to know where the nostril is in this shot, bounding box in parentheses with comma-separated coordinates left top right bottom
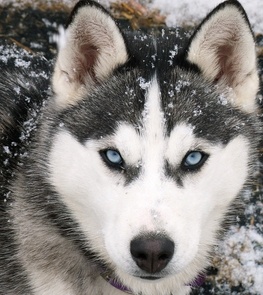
(136, 253, 148, 260)
(130, 234, 174, 274)
(159, 253, 169, 260)
(133, 251, 149, 267)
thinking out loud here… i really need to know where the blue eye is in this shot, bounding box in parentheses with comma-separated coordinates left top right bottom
(101, 149, 124, 169)
(183, 151, 207, 169)
(105, 150, 123, 164)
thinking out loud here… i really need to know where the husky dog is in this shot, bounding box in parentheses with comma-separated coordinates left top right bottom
(0, 0, 261, 294)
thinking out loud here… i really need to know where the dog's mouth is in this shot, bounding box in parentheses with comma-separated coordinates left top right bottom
(138, 276, 162, 280)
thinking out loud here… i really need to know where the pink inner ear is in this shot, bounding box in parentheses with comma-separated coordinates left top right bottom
(73, 43, 98, 84)
(214, 44, 236, 85)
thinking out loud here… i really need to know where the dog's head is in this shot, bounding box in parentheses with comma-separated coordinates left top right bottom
(47, 1, 259, 293)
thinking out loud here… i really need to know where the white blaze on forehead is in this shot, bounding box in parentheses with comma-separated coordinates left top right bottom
(141, 76, 166, 177)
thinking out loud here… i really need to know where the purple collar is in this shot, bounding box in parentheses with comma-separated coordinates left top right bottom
(101, 273, 133, 294)
(187, 271, 206, 287)
(101, 271, 206, 293)
(108, 277, 133, 294)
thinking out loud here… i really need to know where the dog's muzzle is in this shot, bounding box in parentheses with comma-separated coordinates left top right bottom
(100, 233, 206, 293)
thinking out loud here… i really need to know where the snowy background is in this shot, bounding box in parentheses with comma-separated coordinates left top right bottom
(1, 0, 263, 32)
(0, 0, 262, 294)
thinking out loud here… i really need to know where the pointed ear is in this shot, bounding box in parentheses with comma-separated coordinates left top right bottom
(187, 0, 259, 113)
(52, 0, 128, 108)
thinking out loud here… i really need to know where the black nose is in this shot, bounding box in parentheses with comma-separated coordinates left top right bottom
(130, 235, 174, 274)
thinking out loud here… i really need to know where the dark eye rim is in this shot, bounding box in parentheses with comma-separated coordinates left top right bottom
(181, 151, 209, 171)
(100, 149, 125, 170)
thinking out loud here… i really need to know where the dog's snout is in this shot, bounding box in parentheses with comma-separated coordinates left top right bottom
(130, 235, 174, 274)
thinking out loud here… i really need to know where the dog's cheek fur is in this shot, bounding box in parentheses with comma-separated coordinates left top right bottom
(48, 131, 116, 248)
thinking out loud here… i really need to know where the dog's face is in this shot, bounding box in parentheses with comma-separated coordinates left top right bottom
(47, 0, 259, 292)
(49, 70, 253, 290)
